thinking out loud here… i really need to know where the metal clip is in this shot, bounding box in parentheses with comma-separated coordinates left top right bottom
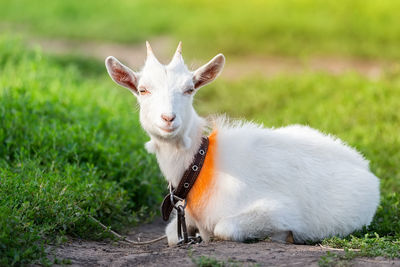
(169, 182, 187, 210)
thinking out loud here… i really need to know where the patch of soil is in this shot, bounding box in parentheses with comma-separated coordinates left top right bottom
(224, 55, 390, 80)
(28, 37, 398, 80)
(51, 218, 400, 267)
(28, 36, 174, 68)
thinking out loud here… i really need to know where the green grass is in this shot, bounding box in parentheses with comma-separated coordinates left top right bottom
(1, 34, 400, 265)
(191, 255, 226, 267)
(318, 251, 355, 267)
(319, 233, 400, 266)
(189, 252, 253, 267)
(2, 1, 400, 265)
(1, 0, 400, 59)
(0, 37, 164, 266)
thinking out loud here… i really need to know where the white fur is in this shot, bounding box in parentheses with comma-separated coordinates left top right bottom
(105, 42, 380, 245)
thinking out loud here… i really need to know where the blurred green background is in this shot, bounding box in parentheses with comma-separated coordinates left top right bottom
(2, 0, 400, 59)
(1, 0, 400, 265)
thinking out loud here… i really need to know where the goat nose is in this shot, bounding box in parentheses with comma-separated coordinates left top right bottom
(161, 113, 176, 122)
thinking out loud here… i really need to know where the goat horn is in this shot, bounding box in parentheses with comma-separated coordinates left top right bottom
(145, 41, 161, 64)
(146, 41, 154, 56)
(175, 41, 182, 55)
(169, 41, 183, 66)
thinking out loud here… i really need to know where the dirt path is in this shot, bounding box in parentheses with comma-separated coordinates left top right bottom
(28, 37, 396, 80)
(51, 218, 400, 267)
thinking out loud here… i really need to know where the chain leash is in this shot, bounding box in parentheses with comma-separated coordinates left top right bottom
(169, 182, 202, 245)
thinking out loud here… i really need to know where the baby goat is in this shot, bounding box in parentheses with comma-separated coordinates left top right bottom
(105, 42, 380, 245)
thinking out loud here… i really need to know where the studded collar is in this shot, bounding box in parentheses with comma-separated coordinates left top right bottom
(161, 137, 209, 221)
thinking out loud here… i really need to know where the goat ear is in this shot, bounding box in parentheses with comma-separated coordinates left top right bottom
(105, 56, 139, 94)
(193, 54, 225, 89)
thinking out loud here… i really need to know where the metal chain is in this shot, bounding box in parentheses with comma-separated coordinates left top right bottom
(169, 182, 202, 245)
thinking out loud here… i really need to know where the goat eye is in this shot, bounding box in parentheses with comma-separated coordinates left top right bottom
(138, 87, 150, 95)
(184, 88, 195, 95)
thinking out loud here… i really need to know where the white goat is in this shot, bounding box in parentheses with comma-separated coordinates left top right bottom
(105, 42, 380, 245)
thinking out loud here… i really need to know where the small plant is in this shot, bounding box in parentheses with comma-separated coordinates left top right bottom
(192, 255, 225, 267)
(322, 233, 400, 259)
(318, 251, 355, 267)
(189, 251, 248, 267)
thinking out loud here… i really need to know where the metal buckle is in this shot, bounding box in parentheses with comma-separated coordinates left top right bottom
(169, 183, 187, 210)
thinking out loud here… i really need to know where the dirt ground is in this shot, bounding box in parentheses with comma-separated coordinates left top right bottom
(50, 218, 400, 267)
(28, 37, 397, 80)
